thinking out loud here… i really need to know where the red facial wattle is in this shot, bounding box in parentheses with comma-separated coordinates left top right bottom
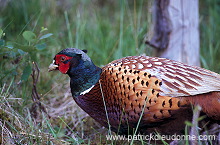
(55, 54, 72, 74)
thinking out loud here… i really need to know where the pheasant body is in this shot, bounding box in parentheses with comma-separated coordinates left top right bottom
(49, 48, 220, 135)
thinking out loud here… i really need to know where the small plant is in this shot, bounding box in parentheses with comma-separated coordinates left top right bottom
(0, 27, 53, 82)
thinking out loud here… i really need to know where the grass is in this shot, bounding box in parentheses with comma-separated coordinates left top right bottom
(200, 0, 220, 72)
(0, 0, 220, 144)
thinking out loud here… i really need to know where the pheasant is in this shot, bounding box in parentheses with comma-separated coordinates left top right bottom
(48, 48, 220, 135)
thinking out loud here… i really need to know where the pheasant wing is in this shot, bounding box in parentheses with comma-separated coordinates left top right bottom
(105, 55, 220, 97)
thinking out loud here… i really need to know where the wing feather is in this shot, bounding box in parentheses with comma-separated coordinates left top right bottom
(105, 55, 220, 97)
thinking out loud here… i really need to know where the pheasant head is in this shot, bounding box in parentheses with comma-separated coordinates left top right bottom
(48, 48, 102, 97)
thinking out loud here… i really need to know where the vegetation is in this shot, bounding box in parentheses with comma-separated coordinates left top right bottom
(0, 0, 219, 144)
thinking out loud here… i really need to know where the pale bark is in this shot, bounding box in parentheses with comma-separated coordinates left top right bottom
(146, 0, 200, 66)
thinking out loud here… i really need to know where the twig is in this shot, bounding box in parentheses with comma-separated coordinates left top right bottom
(30, 61, 50, 120)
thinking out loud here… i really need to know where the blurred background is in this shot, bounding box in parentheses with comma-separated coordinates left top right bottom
(0, 0, 220, 144)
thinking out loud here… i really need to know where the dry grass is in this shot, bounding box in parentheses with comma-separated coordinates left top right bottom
(0, 81, 107, 144)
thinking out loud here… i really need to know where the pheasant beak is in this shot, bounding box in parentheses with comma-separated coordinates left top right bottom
(48, 60, 58, 72)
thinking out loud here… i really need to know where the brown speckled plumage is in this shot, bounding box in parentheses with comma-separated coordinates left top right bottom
(49, 49, 220, 135)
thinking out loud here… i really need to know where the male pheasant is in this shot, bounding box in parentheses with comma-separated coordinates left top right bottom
(48, 48, 220, 135)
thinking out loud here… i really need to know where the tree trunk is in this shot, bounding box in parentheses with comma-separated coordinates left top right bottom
(146, 0, 200, 66)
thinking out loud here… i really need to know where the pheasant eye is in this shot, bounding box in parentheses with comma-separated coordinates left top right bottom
(60, 56, 66, 62)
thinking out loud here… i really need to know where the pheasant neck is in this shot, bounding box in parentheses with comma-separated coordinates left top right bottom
(68, 60, 102, 97)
